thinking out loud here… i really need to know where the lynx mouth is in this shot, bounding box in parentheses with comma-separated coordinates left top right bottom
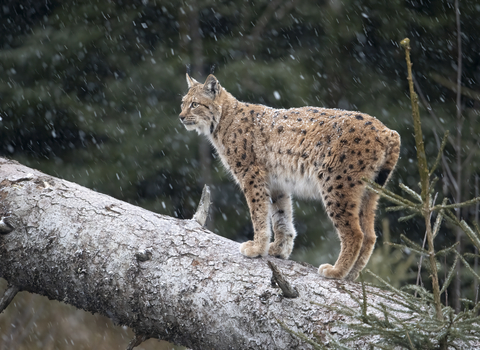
(181, 121, 196, 126)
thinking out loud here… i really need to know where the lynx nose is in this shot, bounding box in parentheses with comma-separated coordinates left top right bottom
(179, 114, 186, 122)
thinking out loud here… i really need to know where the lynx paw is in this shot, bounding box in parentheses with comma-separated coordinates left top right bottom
(240, 240, 268, 257)
(268, 242, 291, 259)
(318, 264, 346, 280)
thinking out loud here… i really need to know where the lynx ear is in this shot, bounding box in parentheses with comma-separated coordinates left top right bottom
(203, 74, 220, 98)
(186, 73, 200, 88)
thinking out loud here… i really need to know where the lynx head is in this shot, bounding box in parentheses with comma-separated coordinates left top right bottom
(179, 74, 223, 135)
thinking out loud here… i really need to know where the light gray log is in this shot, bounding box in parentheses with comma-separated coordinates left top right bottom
(0, 157, 389, 349)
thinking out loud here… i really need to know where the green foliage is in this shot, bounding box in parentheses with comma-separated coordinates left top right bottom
(326, 271, 480, 349)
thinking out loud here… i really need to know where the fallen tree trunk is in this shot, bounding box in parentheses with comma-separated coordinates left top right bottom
(0, 157, 393, 349)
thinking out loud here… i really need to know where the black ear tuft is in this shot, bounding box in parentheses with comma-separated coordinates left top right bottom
(204, 74, 220, 98)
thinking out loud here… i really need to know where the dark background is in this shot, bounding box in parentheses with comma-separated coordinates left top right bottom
(1, 0, 479, 348)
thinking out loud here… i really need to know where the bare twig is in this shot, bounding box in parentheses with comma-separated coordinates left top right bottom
(415, 194, 438, 297)
(401, 37, 443, 323)
(187, 1, 214, 231)
(461, 146, 478, 169)
(455, 0, 463, 199)
(430, 131, 450, 177)
(475, 174, 479, 304)
(454, 0, 463, 313)
(430, 73, 480, 102)
(432, 130, 458, 195)
(0, 216, 14, 234)
(267, 260, 299, 298)
(445, 254, 449, 307)
(246, 0, 299, 57)
(413, 76, 453, 145)
(0, 284, 19, 314)
(126, 333, 147, 350)
(400, 38, 429, 203)
(193, 185, 211, 227)
(247, 0, 282, 57)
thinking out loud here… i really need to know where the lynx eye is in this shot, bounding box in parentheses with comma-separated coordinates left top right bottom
(191, 102, 198, 108)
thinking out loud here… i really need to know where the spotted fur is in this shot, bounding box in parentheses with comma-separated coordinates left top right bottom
(179, 74, 400, 281)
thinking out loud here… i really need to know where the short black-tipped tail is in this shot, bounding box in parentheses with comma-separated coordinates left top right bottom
(374, 130, 400, 187)
(374, 168, 391, 186)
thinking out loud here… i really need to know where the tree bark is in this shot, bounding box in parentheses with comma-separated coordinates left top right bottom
(1, 157, 395, 349)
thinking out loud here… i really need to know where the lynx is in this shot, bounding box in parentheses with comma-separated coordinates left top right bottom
(179, 74, 400, 281)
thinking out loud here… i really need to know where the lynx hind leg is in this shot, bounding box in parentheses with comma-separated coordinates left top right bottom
(317, 179, 366, 280)
(345, 191, 379, 281)
(268, 191, 297, 259)
(345, 131, 400, 280)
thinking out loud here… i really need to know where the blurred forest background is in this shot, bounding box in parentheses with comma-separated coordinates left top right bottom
(0, 0, 479, 348)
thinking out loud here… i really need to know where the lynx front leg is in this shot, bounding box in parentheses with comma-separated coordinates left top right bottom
(239, 170, 271, 258)
(269, 191, 296, 259)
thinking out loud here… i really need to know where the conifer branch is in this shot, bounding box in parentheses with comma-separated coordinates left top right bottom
(442, 208, 460, 226)
(435, 242, 460, 257)
(473, 221, 480, 235)
(385, 242, 426, 257)
(432, 200, 448, 238)
(429, 131, 450, 177)
(429, 177, 439, 194)
(400, 234, 428, 254)
(432, 197, 480, 211)
(464, 253, 480, 259)
(440, 255, 459, 295)
(364, 270, 413, 302)
(402, 285, 434, 302)
(276, 319, 328, 350)
(385, 205, 408, 212)
(459, 220, 480, 251)
(455, 250, 480, 282)
(398, 213, 420, 222)
(399, 183, 422, 203)
(405, 330, 416, 350)
(360, 274, 368, 321)
(363, 178, 419, 209)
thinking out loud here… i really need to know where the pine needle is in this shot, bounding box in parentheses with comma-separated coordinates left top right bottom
(440, 255, 458, 295)
(399, 183, 422, 203)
